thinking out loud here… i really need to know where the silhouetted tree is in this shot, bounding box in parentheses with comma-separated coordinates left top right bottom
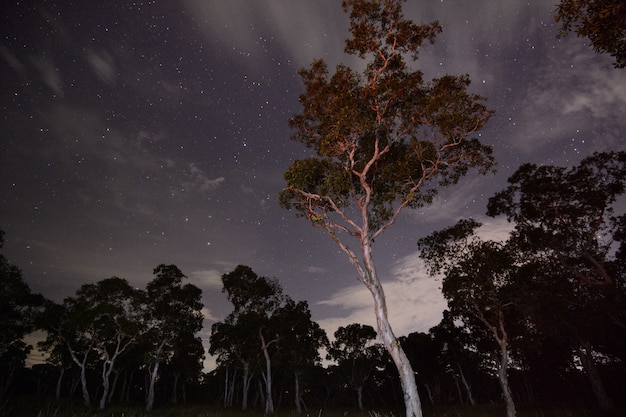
(144, 264, 203, 411)
(419, 220, 519, 417)
(487, 151, 626, 411)
(0, 230, 44, 400)
(555, 0, 626, 67)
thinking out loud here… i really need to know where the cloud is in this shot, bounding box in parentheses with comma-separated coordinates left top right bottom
(186, 163, 225, 193)
(86, 49, 117, 85)
(30, 55, 63, 96)
(189, 268, 223, 289)
(317, 252, 446, 341)
(182, 0, 350, 71)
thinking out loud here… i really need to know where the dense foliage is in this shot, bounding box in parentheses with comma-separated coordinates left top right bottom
(555, 0, 626, 68)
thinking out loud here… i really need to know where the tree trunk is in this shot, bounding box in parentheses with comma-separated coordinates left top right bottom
(368, 279, 422, 417)
(578, 342, 614, 412)
(356, 385, 364, 410)
(294, 371, 302, 413)
(145, 360, 159, 411)
(171, 372, 180, 404)
(457, 363, 475, 406)
(241, 362, 251, 410)
(55, 367, 65, 400)
(496, 340, 516, 417)
(108, 368, 120, 403)
(259, 330, 275, 414)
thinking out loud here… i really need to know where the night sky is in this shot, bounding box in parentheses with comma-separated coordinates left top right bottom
(2, 0, 625, 369)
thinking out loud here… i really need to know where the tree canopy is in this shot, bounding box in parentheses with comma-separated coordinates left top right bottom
(555, 0, 626, 68)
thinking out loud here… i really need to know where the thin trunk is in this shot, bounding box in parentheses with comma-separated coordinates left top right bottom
(68, 351, 91, 407)
(241, 362, 251, 410)
(294, 371, 302, 413)
(171, 372, 180, 404)
(145, 360, 159, 411)
(55, 367, 65, 400)
(146, 340, 167, 411)
(497, 340, 516, 417)
(108, 369, 120, 403)
(452, 374, 463, 404)
(423, 382, 433, 405)
(578, 342, 614, 412)
(457, 363, 475, 406)
(259, 329, 275, 414)
(356, 385, 364, 410)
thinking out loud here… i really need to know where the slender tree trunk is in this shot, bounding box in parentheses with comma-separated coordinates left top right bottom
(241, 362, 251, 410)
(68, 353, 91, 408)
(423, 383, 433, 404)
(259, 330, 275, 414)
(578, 342, 614, 412)
(452, 374, 463, 404)
(496, 340, 516, 417)
(55, 367, 65, 400)
(108, 369, 120, 403)
(171, 372, 180, 404)
(457, 363, 475, 406)
(145, 360, 160, 411)
(356, 385, 364, 410)
(294, 371, 302, 413)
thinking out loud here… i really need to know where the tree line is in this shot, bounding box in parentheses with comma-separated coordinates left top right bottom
(1, 152, 625, 414)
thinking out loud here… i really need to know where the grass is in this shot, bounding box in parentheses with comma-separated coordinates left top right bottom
(2, 399, 622, 417)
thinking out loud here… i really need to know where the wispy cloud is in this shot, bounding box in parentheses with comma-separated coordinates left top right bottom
(317, 252, 446, 340)
(186, 163, 225, 193)
(86, 49, 117, 85)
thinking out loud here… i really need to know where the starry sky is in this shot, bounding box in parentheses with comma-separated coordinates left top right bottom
(2, 1, 625, 370)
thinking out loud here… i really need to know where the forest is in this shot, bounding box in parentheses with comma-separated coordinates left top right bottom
(2, 0, 625, 416)
(2, 149, 625, 416)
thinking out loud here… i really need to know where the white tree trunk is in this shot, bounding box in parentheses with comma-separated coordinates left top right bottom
(145, 360, 159, 411)
(294, 371, 302, 413)
(259, 330, 275, 414)
(496, 339, 516, 417)
(369, 280, 422, 417)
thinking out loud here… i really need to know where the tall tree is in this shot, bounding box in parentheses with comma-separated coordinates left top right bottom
(144, 264, 204, 411)
(279, 1, 494, 416)
(213, 265, 287, 414)
(327, 323, 380, 410)
(0, 230, 44, 400)
(272, 299, 328, 414)
(555, 0, 626, 68)
(418, 220, 519, 417)
(486, 151, 626, 411)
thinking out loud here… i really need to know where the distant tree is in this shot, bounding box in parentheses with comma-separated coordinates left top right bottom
(272, 299, 328, 413)
(398, 331, 448, 405)
(327, 323, 380, 410)
(144, 264, 203, 411)
(209, 318, 256, 409)
(429, 311, 484, 405)
(212, 265, 287, 414)
(555, 0, 626, 67)
(163, 333, 205, 405)
(278, 1, 494, 415)
(487, 151, 626, 411)
(40, 277, 144, 409)
(0, 230, 44, 399)
(418, 219, 519, 417)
